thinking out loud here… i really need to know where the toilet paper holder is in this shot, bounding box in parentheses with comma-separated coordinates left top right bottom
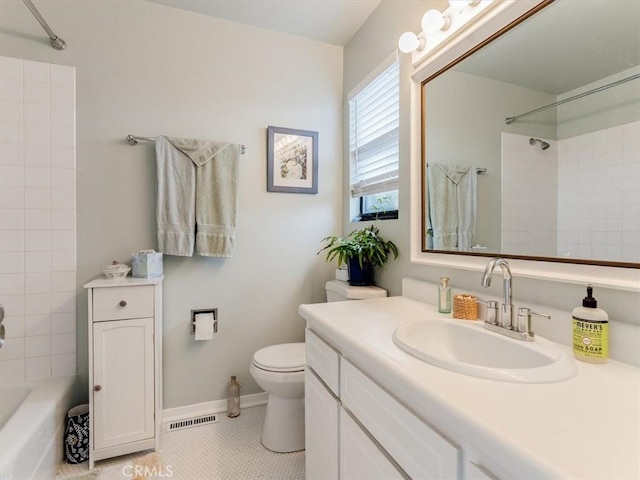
(191, 308, 218, 335)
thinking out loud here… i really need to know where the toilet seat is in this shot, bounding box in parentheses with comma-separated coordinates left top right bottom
(252, 343, 305, 372)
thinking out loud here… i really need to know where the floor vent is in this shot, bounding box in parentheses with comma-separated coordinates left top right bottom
(162, 414, 219, 432)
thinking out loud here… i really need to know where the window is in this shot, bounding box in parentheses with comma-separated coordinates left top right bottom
(349, 58, 399, 221)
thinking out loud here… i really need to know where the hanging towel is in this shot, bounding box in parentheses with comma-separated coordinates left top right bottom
(166, 137, 241, 258)
(427, 163, 477, 250)
(155, 136, 196, 256)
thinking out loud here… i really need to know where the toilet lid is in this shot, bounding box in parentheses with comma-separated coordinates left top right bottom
(253, 343, 305, 372)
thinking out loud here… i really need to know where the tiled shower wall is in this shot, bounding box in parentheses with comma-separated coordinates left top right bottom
(0, 56, 76, 383)
(557, 120, 640, 262)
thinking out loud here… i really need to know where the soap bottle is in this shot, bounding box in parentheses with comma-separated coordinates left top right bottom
(572, 285, 608, 363)
(438, 277, 452, 314)
(227, 376, 241, 417)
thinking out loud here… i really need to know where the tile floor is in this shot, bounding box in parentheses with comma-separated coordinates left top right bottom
(57, 405, 305, 480)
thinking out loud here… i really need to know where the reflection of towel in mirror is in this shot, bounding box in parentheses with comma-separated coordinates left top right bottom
(155, 136, 241, 258)
(427, 163, 477, 251)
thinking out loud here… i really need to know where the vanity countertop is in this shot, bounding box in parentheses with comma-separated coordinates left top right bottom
(299, 295, 640, 479)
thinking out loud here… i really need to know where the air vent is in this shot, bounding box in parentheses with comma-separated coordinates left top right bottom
(162, 414, 219, 432)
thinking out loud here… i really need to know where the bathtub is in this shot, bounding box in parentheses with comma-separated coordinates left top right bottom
(0, 375, 76, 480)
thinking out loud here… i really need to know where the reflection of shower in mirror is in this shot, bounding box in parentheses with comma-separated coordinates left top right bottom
(529, 137, 550, 150)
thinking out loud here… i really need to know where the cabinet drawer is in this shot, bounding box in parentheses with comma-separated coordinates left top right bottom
(93, 285, 154, 322)
(341, 359, 460, 480)
(305, 329, 340, 395)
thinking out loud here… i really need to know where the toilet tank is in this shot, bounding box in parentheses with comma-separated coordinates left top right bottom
(325, 280, 388, 302)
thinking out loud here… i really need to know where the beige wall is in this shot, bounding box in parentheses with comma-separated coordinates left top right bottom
(0, 0, 342, 407)
(344, 1, 639, 340)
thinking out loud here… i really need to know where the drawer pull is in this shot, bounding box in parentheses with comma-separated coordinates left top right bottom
(119, 300, 127, 307)
(94, 385, 102, 392)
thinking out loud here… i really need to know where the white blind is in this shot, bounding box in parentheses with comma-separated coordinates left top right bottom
(349, 61, 399, 198)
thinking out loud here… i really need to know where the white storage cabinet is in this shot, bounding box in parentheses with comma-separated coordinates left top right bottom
(85, 277, 163, 469)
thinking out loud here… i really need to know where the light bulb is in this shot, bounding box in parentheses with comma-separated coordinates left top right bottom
(398, 31, 421, 53)
(421, 9, 451, 34)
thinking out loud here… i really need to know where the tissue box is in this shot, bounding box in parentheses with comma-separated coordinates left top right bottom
(131, 250, 163, 278)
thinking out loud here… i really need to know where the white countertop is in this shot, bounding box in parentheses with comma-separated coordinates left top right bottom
(299, 295, 640, 479)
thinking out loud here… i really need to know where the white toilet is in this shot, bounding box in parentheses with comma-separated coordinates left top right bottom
(249, 280, 387, 452)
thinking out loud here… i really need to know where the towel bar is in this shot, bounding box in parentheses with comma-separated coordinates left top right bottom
(127, 134, 246, 155)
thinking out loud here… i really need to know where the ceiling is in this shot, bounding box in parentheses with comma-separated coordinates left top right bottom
(145, 0, 381, 46)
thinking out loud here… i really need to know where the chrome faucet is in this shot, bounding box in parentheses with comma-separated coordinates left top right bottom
(481, 258, 513, 329)
(480, 258, 550, 341)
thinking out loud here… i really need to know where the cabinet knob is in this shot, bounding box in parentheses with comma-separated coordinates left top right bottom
(94, 385, 102, 392)
(119, 300, 127, 307)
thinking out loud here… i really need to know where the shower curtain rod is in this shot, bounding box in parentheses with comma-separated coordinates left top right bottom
(505, 73, 640, 125)
(127, 135, 246, 154)
(23, 0, 66, 50)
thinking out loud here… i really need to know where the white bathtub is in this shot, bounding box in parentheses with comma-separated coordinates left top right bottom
(0, 375, 76, 480)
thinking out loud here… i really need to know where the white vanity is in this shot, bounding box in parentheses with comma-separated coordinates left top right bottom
(300, 278, 640, 479)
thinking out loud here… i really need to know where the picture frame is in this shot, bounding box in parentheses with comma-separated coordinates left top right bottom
(267, 126, 318, 194)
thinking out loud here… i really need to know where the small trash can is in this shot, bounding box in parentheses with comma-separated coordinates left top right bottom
(64, 404, 89, 464)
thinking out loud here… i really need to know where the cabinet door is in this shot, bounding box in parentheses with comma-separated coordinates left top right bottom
(305, 369, 339, 480)
(93, 317, 155, 450)
(340, 408, 405, 480)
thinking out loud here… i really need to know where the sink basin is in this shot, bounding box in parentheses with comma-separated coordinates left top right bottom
(393, 318, 577, 383)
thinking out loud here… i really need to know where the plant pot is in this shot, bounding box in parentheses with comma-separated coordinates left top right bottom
(347, 258, 374, 286)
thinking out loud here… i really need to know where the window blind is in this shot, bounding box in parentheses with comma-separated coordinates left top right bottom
(349, 61, 399, 198)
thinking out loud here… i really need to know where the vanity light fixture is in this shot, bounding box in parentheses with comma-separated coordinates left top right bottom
(397, 0, 493, 57)
(421, 9, 451, 34)
(398, 31, 425, 54)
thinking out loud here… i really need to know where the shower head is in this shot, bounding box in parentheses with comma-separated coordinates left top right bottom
(529, 137, 550, 150)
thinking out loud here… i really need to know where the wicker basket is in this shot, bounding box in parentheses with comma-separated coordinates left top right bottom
(453, 294, 478, 320)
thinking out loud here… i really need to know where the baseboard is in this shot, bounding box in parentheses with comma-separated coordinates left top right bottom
(162, 392, 268, 423)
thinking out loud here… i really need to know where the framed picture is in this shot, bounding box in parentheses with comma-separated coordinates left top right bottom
(267, 126, 318, 194)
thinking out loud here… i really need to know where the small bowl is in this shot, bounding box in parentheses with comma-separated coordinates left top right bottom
(102, 264, 131, 280)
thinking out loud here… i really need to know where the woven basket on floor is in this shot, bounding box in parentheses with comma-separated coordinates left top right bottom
(453, 294, 478, 320)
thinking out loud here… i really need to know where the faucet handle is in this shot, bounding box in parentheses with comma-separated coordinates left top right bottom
(477, 300, 498, 325)
(517, 307, 551, 336)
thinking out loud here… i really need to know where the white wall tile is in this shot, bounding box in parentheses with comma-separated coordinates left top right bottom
(25, 251, 51, 273)
(51, 210, 75, 230)
(51, 312, 75, 334)
(0, 209, 24, 230)
(0, 121, 22, 144)
(51, 127, 74, 147)
(1, 187, 25, 209)
(0, 273, 24, 295)
(24, 145, 50, 166)
(51, 84, 74, 107)
(25, 230, 50, 251)
(24, 60, 49, 83)
(51, 188, 74, 210)
(25, 272, 51, 294)
(0, 231, 24, 252)
(24, 123, 50, 147)
(0, 338, 25, 361)
(24, 293, 51, 315)
(24, 81, 49, 104)
(52, 333, 75, 355)
(1, 315, 24, 338)
(25, 209, 50, 230)
(0, 295, 24, 317)
(25, 314, 51, 337)
(51, 168, 74, 189)
(24, 166, 50, 188)
(1, 252, 24, 273)
(1, 57, 23, 79)
(50, 147, 74, 168)
(50, 65, 74, 86)
(52, 353, 75, 376)
(0, 359, 25, 384)
(52, 230, 75, 251)
(0, 143, 24, 166)
(52, 251, 75, 272)
(26, 335, 51, 357)
(0, 165, 24, 187)
(0, 78, 23, 102)
(51, 106, 74, 128)
(52, 271, 75, 292)
(24, 187, 50, 209)
(52, 291, 75, 313)
(26, 356, 51, 379)
(24, 102, 49, 125)
(1, 100, 23, 123)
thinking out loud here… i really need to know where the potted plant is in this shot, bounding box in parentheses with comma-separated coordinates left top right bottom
(318, 225, 399, 286)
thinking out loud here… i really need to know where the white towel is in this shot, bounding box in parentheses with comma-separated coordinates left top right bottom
(426, 163, 477, 250)
(155, 137, 196, 256)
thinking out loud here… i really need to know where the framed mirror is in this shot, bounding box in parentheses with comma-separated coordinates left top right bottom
(420, 0, 639, 269)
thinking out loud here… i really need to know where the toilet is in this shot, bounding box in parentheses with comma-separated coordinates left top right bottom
(249, 279, 387, 453)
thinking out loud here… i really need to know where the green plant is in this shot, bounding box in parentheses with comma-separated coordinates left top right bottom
(318, 225, 399, 268)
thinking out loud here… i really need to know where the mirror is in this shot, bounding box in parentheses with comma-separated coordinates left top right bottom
(421, 0, 640, 268)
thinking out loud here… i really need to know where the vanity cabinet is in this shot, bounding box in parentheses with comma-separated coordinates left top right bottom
(85, 277, 163, 469)
(306, 329, 461, 480)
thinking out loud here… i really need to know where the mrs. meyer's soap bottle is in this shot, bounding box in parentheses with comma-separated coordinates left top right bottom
(572, 285, 608, 363)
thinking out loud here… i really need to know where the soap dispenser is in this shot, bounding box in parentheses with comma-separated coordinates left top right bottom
(438, 277, 452, 314)
(572, 285, 608, 363)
